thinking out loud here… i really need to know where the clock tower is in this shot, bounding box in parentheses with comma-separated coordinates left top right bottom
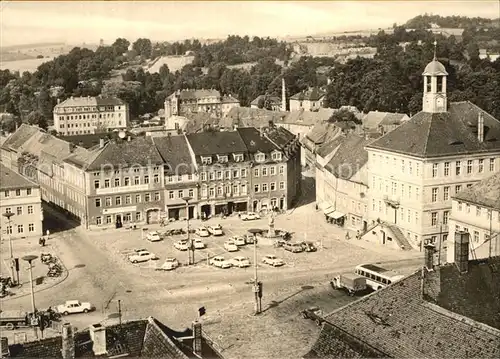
(422, 41, 448, 113)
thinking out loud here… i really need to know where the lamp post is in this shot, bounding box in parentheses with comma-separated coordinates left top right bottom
(22, 254, 38, 338)
(2, 212, 15, 283)
(182, 196, 194, 265)
(248, 228, 263, 315)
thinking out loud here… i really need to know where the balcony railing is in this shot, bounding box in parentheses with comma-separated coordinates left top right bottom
(383, 194, 400, 207)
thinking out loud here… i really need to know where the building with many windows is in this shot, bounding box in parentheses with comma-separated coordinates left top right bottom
(164, 89, 240, 119)
(447, 172, 500, 262)
(363, 55, 500, 250)
(53, 95, 129, 136)
(289, 87, 325, 112)
(0, 163, 43, 239)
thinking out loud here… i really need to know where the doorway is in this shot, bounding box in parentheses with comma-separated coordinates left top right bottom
(115, 214, 123, 229)
(381, 230, 386, 245)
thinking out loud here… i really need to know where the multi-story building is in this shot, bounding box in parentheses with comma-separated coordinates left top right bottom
(250, 95, 282, 111)
(289, 87, 325, 112)
(0, 163, 43, 239)
(364, 55, 500, 250)
(164, 89, 240, 119)
(53, 95, 129, 136)
(302, 122, 343, 169)
(152, 134, 199, 220)
(447, 172, 500, 262)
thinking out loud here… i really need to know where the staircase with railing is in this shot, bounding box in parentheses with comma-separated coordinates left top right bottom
(388, 224, 413, 250)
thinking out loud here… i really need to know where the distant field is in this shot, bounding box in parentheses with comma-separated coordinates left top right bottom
(0, 57, 55, 72)
(146, 55, 195, 73)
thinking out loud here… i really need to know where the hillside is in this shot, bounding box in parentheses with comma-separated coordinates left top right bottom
(404, 14, 499, 29)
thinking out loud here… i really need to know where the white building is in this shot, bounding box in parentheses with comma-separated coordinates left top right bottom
(363, 54, 500, 250)
(447, 172, 500, 262)
(164, 89, 240, 119)
(289, 87, 325, 112)
(53, 96, 128, 136)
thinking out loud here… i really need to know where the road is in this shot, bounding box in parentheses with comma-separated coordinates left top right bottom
(1, 200, 424, 358)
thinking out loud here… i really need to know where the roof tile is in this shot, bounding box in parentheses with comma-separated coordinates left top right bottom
(153, 135, 195, 175)
(452, 171, 500, 210)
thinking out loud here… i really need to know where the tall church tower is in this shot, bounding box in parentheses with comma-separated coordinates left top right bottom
(422, 41, 448, 113)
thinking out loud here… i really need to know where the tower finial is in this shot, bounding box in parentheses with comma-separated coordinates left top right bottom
(433, 40, 437, 60)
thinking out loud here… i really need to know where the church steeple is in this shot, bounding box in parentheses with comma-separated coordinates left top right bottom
(422, 41, 448, 113)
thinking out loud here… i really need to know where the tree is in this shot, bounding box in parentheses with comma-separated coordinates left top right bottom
(132, 38, 153, 59)
(112, 38, 130, 56)
(327, 109, 361, 124)
(26, 110, 48, 130)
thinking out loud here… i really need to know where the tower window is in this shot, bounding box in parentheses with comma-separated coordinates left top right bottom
(426, 76, 432, 92)
(437, 76, 443, 92)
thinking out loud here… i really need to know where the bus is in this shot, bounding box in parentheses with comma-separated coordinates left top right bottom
(354, 264, 405, 291)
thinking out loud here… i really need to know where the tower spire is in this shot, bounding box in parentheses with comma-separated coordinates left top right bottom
(433, 40, 437, 60)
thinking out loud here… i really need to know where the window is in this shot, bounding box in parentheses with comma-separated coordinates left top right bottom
(455, 161, 461, 175)
(270, 182, 276, 191)
(415, 212, 419, 224)
(125, 195, 131, 204)
(16, 206, 22, 215)
(177, 175, 182, 181)
(431, 212, 438, 226)
(476, 206, 481, 216)
(401, 160, 405, 173)
(225, 170, 231, 179)
(254, 168, 260, 177)
(262, 183, 268, 192)
(28, 223, 35, 232)
(407, 209, 411, 222)
(105, 197, 111, 206)
(262, 167, 268, 176)
(490, 158, 495, 172)
(443, 186, 449, 201)
(401, 184, 405, 197)
(27, 205, 33, 214)
(255, 153, 265, 162)
(135, 212, 142, 221)
(279, 166, 284, 175)
(216, 171, 222, 180)
(144, 175, 149, 184)
(115, 196, 121, 205)
(102, 179, 109, 188)
(241, 184, 247, 195)
(444, 162, 450, 176)
(241, 169, 247, 177)
(95, 198, 101, 207)
(254, 184, 260, 193)
(145, 193, 151, 202)
(232, 170, 239, 178)
(124, 177, 130, 186)
(4, 190, 9, 197)
(188, 189, 194, 197)
(416, 163, 420, 176)
(201, 172, 207, 181)
(94, 180, 100, 189)
(458, 202, 463, 211)
(432, 163, 438, 177)
(209, 188, 215, 197)
(218, 155, 228, 163)
(217, 186, 223, 196)
(17, 224, 23, 233)
(106, 215, 112, 224)
(96, 217, 102, 225)
(168, 191, 174, 199)
(467, 160, 473, 174)
(27, 188, 32, 195)
(478, 159, 484, 173)
(15, 189, 20, 196)
(168, 175, 174, 182)
(473, 230, 479, 243)
(154, 192, 160, 201)
(279, 181, 285, 190)
(409, 161, 413, 175)
(134, 176, 140, 185)
(153, 174, 159, 183)
(114, 178, 120, 187)
(233, 185, 239, 195)
(455, 185, 462, 194)
(225, 185, 231, 194)
(272, 152, 282, 161)
(443, 211, 449, 225)
(408, 186, 412, 199)
(135, 194, 141, 203)
(188, 174, 192, 180)
(467, 184, 472, 188)
(270, 166, 276, 175)
(178, 190, 183, 198)
(416, 187, 420, 200)
(6, 225, 12, 234)
(234, 154, 244, 162)
(466, 204, 470, 213)
(201, 156, 212, 165)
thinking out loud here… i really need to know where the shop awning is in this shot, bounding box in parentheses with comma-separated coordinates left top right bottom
(327, 211, 345, 220)
(323, 206, 335, 215)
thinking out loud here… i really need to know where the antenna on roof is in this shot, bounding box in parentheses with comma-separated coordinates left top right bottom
(433, 40, 437, 60)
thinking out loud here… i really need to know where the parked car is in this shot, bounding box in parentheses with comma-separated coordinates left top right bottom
(244, 234, 257, 244)
(174, 240, 189, 251)
(196, 227, 210, 237)
(231, 256, 251, 268)
(157, 257, 179, 271)
(224, 240, 238, 252)
(193, 238, 206, 249)
(209, 256, 232, 268)
(146, 231, 162, 242)
(262, 254, 284, 267)
(300, 241, 317, 252)
(231, 236, 246, 246)
(133, 248, 148, 253)
(207, 224, 223, 236)
(241, 212, 260, 221)
(300, 306, 324, 326)
(128, 250, 158, 263)
(283, 242, 304, 253)
(55, 300, 94, 315)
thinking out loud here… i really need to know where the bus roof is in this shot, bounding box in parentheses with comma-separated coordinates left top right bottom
(358, 264, 389, 273)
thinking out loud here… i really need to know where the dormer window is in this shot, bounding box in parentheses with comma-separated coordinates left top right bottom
(233, 153, 244, 162)
(271, 151, 282, 161)
(255, 153, 266, 163)
(201, 156, 212, 165)
(217, 155, 228, 163)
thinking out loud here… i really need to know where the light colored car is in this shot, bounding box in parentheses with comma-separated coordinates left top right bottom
(193, 238, 206, 249)
(146, 231, 162, 242)
(174, 240, 189, 251)
(224, 240, 238, 252)
(231, 236, 246, 246)
(196, 227, 210, 237)
(134, 248, 148, 253)
(231, 256, 251, 268)
(208, 224, 223, 236)
(262, 254, 285, 267)
(157, 257, 179, 271)
(55, 300, 94, 315)
(241, 212, 260, 221)
(209, 256, 232, 268)
(128, 250, 158, 263)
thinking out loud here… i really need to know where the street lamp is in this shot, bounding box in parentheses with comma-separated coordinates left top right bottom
(2, 212, 15, 283)
(182, 196, 194, 265)
(248, 228, 263, 315)
(22, 254, 38, 338)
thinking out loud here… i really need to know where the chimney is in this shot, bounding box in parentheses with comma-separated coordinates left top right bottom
(61, 323, 75, 359)
(192, 321, 202, 357)
(57, 98, 61, 104)
(127, 136, 131, 142)
(89, 323, 107, 356)
(424, 243, 436, 271)
(478, 112, 484, 142)
(454, 231, 470, 273)
(99, 138, 105, 148)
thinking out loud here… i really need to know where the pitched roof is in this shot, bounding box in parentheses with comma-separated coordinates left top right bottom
(221, 95, 240, 104)
(63, 134, 116, 149)
(55, 96, 124, 108)
(186, 130, 248, 157)
(0, 163, 39, 190)
(183, 112, 220, 133)
(236, 127, 279, 154)
(316, 135, 344, 158)
(281, 108, 334, 126)
(362, 111, 409, 129)
(324, 134, 372, 179)
(366, 102, 500, 158)
(171, 89, 221, 100)
(152, 135, 195, 175)
(379, 113, 409, 126)
(1, 124, 41, 152)
(305, 122, 341, 145)
(250, 95, 281, 106)
(452, 171, 500, 210)
(221, 107, 287, 129)
(264, 126, 296, 149)
(308, 263, 500, 359)
(290, 87, 326, 101)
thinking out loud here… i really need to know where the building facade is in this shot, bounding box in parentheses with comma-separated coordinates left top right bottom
(0, 164, 43, 239)
(447, 172, 500, 262)
(289, 87, 325, 112)
(164, 89, 240, 119)
(53, 96, 129, 136)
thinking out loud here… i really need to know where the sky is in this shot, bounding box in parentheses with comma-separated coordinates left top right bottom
(1, 1, 499, 47)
